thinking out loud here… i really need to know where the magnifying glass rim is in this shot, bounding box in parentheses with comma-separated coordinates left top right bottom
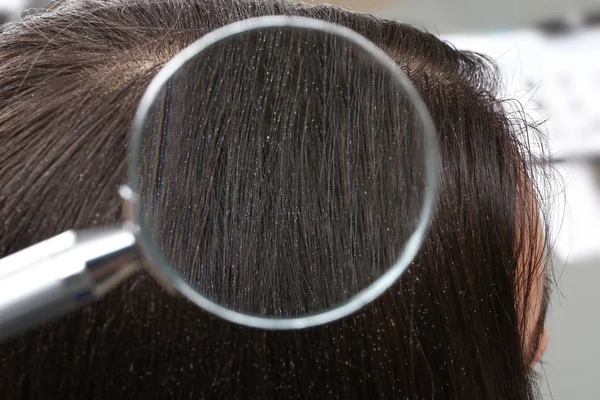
(128, 15, 439, 330)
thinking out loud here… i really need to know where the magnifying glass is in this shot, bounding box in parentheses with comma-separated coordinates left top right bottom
(0, 16, 438, 340)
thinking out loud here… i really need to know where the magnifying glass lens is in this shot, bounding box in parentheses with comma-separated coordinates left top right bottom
(135, 23, 434, 320)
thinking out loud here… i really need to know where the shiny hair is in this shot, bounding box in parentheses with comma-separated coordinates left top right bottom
(0, 0, 550, 398)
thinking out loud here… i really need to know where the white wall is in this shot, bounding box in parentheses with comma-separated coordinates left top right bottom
(538, 259, 600, 399)
(376, 0, 600, 33)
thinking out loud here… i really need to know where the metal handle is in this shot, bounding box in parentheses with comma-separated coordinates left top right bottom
(0, 226, 140, 342)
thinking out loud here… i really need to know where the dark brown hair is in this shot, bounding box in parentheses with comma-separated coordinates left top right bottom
(0, 0, 549, 399)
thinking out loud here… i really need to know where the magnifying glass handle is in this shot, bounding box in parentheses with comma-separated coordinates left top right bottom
(0, 227, 140, 342)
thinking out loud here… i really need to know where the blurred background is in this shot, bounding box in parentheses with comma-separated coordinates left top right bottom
(2, 0, 599, 398)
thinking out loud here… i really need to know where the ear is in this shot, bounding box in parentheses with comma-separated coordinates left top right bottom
(530, 324, 550, 368)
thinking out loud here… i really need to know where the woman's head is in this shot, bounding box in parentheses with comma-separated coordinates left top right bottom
(0, 0, 551, 398)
